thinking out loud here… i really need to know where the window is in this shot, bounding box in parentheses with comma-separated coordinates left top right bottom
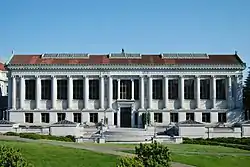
(169, 79, 178, 99)
(134, 112, 138, 126)
(25, 80, 35, 100)
(16, 79, 20, 98)
(170, 113, 178, 122)
(73, 80, 83, 99)
(113, 80, 118, 99)
(57, 113, 66, 122)
(184, 79, 194, 99)
(186, 113, 194, 121)
(120, 80, 131, 99)
(202, 113, 210, 123)
(134, 79, 139, 100)
(245, 110, 250, 120)
(73, 113, 82, 123)
(90, 113, 98, 123)
(41, 113, 49, 123)
(89, 80, 99, 99)
(216, 79, 226, 100)
(200, 79, 210, 99)
(25, 113, 33, 123)
(57, 80, 67, 100)
(41, 80, 51, 100)
(218, 113, 227, 123)
(153, 80, 163, 99)
(154, 113, 163, 123)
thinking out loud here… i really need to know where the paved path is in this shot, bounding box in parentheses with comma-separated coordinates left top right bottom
(0, 135, 194, 167)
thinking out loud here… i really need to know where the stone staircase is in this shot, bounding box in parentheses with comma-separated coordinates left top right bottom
(103, 128, 155, 142)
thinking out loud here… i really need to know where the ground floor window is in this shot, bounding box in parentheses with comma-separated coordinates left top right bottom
(114, 113, 117, 125)
(170, 113, 178, 122)
(25, 113, 33, 123)
(186, 113, 194, 121)
(202, 113, 210, 123)
(134, 112, 138, 126)
(154, 113, 163, 123)
(245, 110, 250, 120)
(57, 113, 66, 122)
(73, 113, 82, 123)
(90, 113, 98, 123)
(41, 113, 49, 123)
(218, 113, 227, 123)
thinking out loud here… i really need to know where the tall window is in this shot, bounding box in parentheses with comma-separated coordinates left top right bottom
(73, 80, 83, 99)
(202, 113, 210, 123)
(218, 113, 227, 123)
(216, 79, 226, 100)
(200, 79, 210, 99)
(169, 79, 178, 99)
(154, 113, 163, 123)
(57, 80, 67, 100)
(73, 113, 81, 123)
(89, 80, 99, 99)
(134, 79, 139, 100)
(41, 113, 50, 123)
(90, 113, 98, 123)
(186, 113, 194, 121)
(57, 113, 66, 122)
(25, 80, 35, 100)
(120, 80, 131, 99)
(113, 80, 118, 99)
(16, 79, 20, 99)
(25, 113, 33, 123)
(170, 113, 178, 122)
(184, 79, 194, 99)
(153, 80, 163, 99)
(245, 110, 250, 120)
(41, 80, 51, 100)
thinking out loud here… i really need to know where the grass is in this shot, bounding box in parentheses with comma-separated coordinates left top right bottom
(0, 140, 118, 167)
(122, 144, 250, 167)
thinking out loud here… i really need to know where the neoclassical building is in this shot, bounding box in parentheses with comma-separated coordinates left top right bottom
(5, 52, 245, 128)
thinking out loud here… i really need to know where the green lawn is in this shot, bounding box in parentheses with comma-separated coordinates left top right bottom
(0, 140, 118, 167)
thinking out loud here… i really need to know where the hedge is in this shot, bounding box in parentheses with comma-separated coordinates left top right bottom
(4, 132, 75, 142)
(183, 138, 250, 151)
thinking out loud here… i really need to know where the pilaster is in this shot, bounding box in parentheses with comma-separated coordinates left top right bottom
(35, 76, 41, 109)
(84, 76, 89, 109)
(99, 75, 105, 109)
(117, 79, 120, 100)
(67, 75, 73, 109)
(11, 76, 16, 109)
(108, 76, 113, 109)
(196, 75, 200, 109)
(148, 76, 152, 109)
(51, 76, 57, 110)
(163, 76, 169, 110)
(19, 76, 25, 110)
(139, 75, 145, 110)
(211, 76, 216, 109)
(131, 79, 134, 100)
(227, 75, 232, 109)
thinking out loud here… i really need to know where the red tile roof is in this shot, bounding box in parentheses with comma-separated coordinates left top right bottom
(8, 54, 244, 66)
(0, 62, 6, 71)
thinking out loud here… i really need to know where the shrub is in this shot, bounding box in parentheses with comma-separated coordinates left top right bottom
(116, 157, 144, 167)
(0, 145, 33, 167)
(4, 132, 19, 136)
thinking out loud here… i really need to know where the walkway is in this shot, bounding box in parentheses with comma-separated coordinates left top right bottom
(0, 135, 194, 167)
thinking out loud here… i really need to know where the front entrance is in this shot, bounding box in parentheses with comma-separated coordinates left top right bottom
(120, 107, 131, 127)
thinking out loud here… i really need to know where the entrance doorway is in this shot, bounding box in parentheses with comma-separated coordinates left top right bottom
(120, 107, 131, 127)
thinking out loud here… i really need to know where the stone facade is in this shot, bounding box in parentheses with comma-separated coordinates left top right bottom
(5, 53, 246, 128)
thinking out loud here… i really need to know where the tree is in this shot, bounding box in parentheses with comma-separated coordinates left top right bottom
(0, 145, 33, 167)
(243, 68, 250, 120)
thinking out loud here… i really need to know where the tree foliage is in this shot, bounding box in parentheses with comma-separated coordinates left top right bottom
(0, 145, 33, 167)
(116, 142, 172, 167)
(243, 68, 250, 110)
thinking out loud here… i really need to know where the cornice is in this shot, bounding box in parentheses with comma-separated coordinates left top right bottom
(6, 63, 245, 71)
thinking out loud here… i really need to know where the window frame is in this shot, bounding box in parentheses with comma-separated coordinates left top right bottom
(25, 80, 36, 100)
(57, 80, 68, 100)
(153, 79, 163, 100)
(154, 113, 163, 123)
(216, 79, 226, 100)
(73, 79, 84, 99)
(57, 113, 66, 122)
(41, 113, 50, 123)
(41, 79, 51, 100)
(89, 80, 99, 99)
(184, 79, 194, 99)
(25, 113, 33, 123)
(202, 113, 211, 123)
(73, 113, 82, 123)
(89, 113, 98, 123)
(170, 113, 178, 122)
(200, 79, 210, 99)
(186, 113, 194, 121)
(218, 113, 227, 123)
(169, 79, 178, 99)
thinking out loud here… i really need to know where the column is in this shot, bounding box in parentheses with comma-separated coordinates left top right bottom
(131, 79, 134, 100)
(67, 76, 73, 109)
(211, 76, 216, 109)
(84, 76, 89, 109)
(196, 76, 200, 109)
(51, 76, 57, 109)
(117, 79, 120, 100)
(11, 76, 16, 109)
(108, 76, 113, 109)
(35, 76, 41, 109)
(20, 76, 25, 109)
(140, 76, 145, 109)
(148, 76, 152, 109)
(99, 76, 104, 109)
(227, 75, 232, 109)
(117, 109, 120, 127)
(163, 76, 168, 109)
(179, 76, 184, 109)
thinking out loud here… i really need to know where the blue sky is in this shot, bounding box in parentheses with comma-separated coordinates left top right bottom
(1, 0, 249, 73)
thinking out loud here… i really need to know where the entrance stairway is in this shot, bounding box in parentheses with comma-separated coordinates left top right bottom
(103, 128, 155, 142)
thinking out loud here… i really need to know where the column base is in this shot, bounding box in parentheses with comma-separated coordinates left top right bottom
(138, 108, 146, 112)
(98, 108, 105, 111)
(105, 108, 114, 112)
(163, 108, 169, 111)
